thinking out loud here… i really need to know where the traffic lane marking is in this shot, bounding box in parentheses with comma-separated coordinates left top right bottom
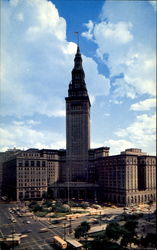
(16, 236, 53, 249)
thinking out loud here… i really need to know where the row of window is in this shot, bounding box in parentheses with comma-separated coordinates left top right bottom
(18, 161, 46, 167)
(18, 183, 46, 187)
(18, 178, 46, 182)
(18, 187, 46, 191)
(20, 153, 40, 157)
(18, 167, 46, 171)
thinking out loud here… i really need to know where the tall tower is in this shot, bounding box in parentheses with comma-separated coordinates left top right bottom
(65, 46, 91, 182)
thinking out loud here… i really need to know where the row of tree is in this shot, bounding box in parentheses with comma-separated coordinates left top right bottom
(74, 213, 156, 249)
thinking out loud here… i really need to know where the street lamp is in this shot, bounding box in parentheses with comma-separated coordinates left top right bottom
(69, 217, 72, 234)
(99, 211, 102, 225)
(11, 228, 15, 250)
(63, 223, 66, 240)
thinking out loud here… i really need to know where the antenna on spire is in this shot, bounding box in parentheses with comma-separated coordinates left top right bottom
(74, 32, 79, 46)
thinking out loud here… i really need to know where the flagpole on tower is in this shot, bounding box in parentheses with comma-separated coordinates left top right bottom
(74, 32, 79, 46)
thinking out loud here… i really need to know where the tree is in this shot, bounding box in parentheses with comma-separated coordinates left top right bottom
(43, 200, 52, 207)
(120, 220, 138, 248)
(106, 222, 122, 241)
(139, 233, 157, 248)
(90, 233, 126, 250)
(124, 220, 138, 233)
(147, 200, 153, 207)
(28, 200, 37, 208)
(75, 225, 83, 239)
(81, 221, 90, 233)
(32, 204, 42, 212)
(74, 221, 90, 239)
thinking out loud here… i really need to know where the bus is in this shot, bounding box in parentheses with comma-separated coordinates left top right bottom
(0, 236, 21, 248)
(66, 238, 83, 249)
(53, 236, 67, 249)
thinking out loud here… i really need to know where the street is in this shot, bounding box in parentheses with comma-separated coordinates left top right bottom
(1, 203, 155, 249)
(0, 203, 64, 249)
(0, 203, 124, 249)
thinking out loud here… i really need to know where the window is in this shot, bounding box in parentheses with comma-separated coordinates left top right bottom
(37, 161, 40, 167)
(31, 161, 34, 166)
(25, 161, 29, 167)
(42, 161, 45, 167)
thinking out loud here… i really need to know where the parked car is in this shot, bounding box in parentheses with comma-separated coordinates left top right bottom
(21, 229, 32, 234)
(39, 228, 49, 233)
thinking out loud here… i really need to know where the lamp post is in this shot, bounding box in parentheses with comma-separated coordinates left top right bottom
(11, 228, 15, 250)
(69, 217, 72, 234)
(63, 223, 66, 240)
(99, 211, 102, 225)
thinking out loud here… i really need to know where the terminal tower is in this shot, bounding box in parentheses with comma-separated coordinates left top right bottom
(55, 46, 110, 200)
(64, 46, 90, 182)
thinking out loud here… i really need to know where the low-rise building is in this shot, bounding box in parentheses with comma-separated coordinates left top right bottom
(96, 148, 156, 205)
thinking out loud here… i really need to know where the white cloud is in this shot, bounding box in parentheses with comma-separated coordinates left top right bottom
(0, 121, 66, 152)
(81, 8, 156, 99)
(104, 113, 110, 117)
(122, 52, 156, 96)
(91, 142, 103, 149)
(82, 20, 94, 40)
(82, 20, 133, 46)
(114, 113, 156, 155)
(27, 120, 41, 125)
(106, 139, 134, 155)
(12, 120, 41, 126)
(112, 78, 137, 99)
(109, 99, 122, 105)
(130, 98, 156, 111)
(94, 21, 133, 46)
(149, 1, 157, 11)
(83, 55, 110, 96)
(1, 0, 109, 118)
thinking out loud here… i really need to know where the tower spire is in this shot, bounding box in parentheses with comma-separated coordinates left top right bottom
(71, 43, 85, 84)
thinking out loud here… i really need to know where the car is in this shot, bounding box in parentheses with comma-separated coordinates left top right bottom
(12, 219, 17, 223)
(92, 219, 99, 224)
(17, 213, 22, 217)
(51, 220, 60, 224)
(48, 225, 58, 229)
(8, 233, 22, 237)
(39, 228, 49, 233)
(21, 229, 32, 234)
(62, 224, 70, 228)
(20, 234, 28, 239)
(23, 220, 30, 224)
(124, 207, 129, 210)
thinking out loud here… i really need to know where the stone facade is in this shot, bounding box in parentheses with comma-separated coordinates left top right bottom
(1, 148, 65, 201)
(0, 148, 21, 197)
(97, 149, 156, 205)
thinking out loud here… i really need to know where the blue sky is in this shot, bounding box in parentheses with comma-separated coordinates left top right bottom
(0, 0, 156, 155)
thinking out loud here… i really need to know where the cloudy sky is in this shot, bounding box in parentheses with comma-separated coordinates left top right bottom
(1, 0, 156, 155)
